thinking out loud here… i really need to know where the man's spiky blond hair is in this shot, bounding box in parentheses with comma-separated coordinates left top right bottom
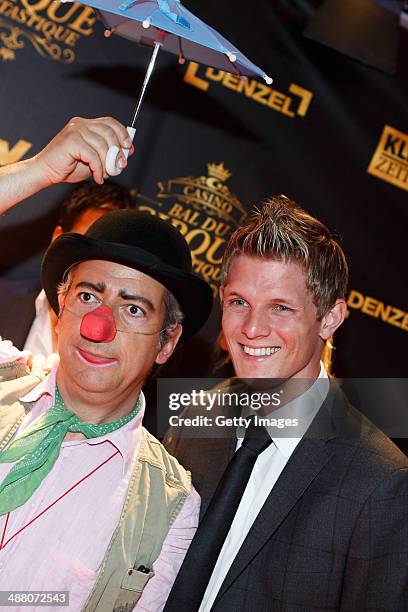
(221, 195, 348, 319)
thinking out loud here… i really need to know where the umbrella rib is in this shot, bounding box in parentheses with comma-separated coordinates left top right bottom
(229, 57, 241, 78)
(178, 35, 185, 64)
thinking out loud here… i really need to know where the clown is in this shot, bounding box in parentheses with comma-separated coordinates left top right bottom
(0, 210, 212, 611)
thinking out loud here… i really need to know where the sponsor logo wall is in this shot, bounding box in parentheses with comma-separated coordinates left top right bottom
(0, 0, 407, 384)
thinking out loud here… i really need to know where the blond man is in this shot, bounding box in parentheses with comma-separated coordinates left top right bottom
(164, 196, 408, 612)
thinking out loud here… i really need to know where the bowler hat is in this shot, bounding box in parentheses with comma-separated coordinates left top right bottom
(41, 210, 213, 342)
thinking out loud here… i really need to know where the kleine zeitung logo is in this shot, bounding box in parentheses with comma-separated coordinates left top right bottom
(367, 125, 408, 192)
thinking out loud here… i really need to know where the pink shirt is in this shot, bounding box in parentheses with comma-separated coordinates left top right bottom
(0, 369, 200, 611)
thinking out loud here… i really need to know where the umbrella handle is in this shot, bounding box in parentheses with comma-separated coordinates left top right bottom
(105, 126, 136, 176)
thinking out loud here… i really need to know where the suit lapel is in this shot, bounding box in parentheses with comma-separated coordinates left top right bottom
(214, 436, 333, 603)
(192, 379, 249, 518)
(196, 435, 237, 518)
(214, 382, 354, 604)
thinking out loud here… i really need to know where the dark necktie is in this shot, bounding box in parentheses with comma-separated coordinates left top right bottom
(164, 416, 272, 611)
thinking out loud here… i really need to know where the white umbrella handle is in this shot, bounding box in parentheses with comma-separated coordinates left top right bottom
(105, 126, 136, 176)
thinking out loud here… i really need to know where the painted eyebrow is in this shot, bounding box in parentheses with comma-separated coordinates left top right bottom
(118, 290, 155, 312)
(74, 282, 155, 311)
(75, 281, 105, 293)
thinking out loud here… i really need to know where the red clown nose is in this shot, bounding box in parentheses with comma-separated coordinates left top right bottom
(80, 305, 117, 342)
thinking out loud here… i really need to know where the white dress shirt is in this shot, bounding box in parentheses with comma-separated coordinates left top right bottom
(199, 365, 329, 612)
(24, 290, 55, 356)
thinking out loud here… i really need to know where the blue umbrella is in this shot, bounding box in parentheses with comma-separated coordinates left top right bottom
(61, 0, 273, 174)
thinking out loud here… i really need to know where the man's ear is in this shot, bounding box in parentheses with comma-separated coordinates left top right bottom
(51, 225, 63, 242)
(54, 294, 65, 335)
(155, 324, 183, 365)
(319, 299, 347, 341)
(219, 285, 224, 305)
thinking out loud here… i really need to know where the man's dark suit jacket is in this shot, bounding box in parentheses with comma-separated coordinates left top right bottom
(0, 279, 39, 349)
(164, 380, 408, 611)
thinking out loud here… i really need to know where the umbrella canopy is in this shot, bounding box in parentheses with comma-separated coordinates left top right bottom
(93, 0, 271, 82)
(58, 0, 272, 174)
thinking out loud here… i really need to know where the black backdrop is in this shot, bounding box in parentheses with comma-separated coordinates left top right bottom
(1, 0, 407, 381)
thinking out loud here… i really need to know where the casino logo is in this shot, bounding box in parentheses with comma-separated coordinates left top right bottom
(130, 162, 247, 296)
(0, 0, 96, 63)
(367, 125, 408, 192)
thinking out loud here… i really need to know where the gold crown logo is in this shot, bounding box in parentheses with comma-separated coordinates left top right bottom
(207, 162, 232, 182)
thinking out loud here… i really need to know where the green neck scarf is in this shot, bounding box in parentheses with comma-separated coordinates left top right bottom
(0, 388, 141, 515)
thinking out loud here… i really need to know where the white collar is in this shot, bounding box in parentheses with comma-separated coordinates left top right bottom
(238, 363, 329, 458)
